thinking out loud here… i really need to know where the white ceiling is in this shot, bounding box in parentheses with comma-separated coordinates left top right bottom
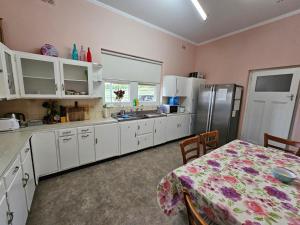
(94, 0, 300, 44)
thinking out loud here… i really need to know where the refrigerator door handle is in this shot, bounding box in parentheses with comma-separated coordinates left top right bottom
(206, 86, 213, 132)
(208, 85, 216, 132)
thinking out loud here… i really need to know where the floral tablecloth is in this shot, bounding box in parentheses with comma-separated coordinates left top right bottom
(157, 140, 300, 225)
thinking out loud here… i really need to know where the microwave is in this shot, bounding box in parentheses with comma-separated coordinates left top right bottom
(162, 104, 178, 114)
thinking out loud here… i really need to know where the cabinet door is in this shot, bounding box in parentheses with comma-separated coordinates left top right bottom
(22, 153, 36, 210)
(181, 115, 191, 137)
(137, 133, 153, 150)
(137, 119, 154, 135)
(60, 59, 93, 98)
(78, 132, 95, 165)
(6, 163, 28, 225)
(162, 76, 176, 96)
(176, 77, 187, 96)
(58, 135, 79, 170)
(16, 52, 61, 98)
(31, 131, 59, 178)
(120, 121, 138, 155)
(1, 48, 19, 99)
(190, 114, 197, 135)
(95, 123, 119, 161)
(154, 117, 167, 145)
(166, 116, 180, 141)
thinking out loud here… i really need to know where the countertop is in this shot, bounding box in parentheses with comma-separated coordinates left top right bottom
(0, 118, 118, 177)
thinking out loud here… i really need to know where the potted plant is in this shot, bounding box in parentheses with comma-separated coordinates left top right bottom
(114, 89, 125, 102)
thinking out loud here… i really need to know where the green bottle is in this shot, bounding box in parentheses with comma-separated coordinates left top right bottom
(72, 44, 78, 60)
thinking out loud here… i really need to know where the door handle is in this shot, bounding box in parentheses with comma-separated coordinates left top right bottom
(287, 94, 294, 101)
(7, 211, 14, 225)
(22, 173, 30, 188)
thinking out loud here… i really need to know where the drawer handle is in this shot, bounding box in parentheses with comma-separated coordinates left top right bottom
(135, 133, 137, 138)
(62, 131, 71, 135)
(81, 129, 89, 132)
(7, 211, 14, 225)
(63, 137, 72, 141)
(22, 173, 30, 188)
(81, 134, 89, 138)
(25, 148, 30, 153)
(154, 129, 157, 133)
(12, 166, 19, 175)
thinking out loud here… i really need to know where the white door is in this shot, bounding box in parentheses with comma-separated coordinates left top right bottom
(176, 77, 187, 96)
(31, 131, 59, 178)
(6, 166, 28, 225)
(78, 132, 95, 165)
(242, 68, 300, 145)
(58, 135, 79, 170)
(95, 123, 119, 161)
(154, 117, 167, 145)
(22, 153, 36, 210)
(162, 76, 176, 96)
(120, 121, 138, 154)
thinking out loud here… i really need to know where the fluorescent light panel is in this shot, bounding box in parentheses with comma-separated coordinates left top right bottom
(190, 0, 207, 21)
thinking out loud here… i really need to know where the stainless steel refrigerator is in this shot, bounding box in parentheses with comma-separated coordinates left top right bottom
(195, 84, 243, 146)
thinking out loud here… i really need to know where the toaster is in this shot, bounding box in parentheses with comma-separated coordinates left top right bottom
(0, 118, 20, 131)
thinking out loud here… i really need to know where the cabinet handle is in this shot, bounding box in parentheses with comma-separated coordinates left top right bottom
(135, 133, 137, 137)
(12, 166, 19, 175)
(95, 138, 98, 144)
(62, 131, 71, 135)
(81, 129, 89, 132)
(81, 134, 89, 138)
(138, 125, 140, 130)
(0, 69, 3, 73)
(25, 147, 30, 153)
(138, 140, 140, 145)
(55, 83, 58, 91)
(62, 83, 65, 91)
(22, 173, 30, 188)
(154, 129, 156, 133)
(63, 137, 72, 141)
(7, 211, 14, 225)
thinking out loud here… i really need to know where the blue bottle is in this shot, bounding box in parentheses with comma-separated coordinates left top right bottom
(72, 44, 78, 60)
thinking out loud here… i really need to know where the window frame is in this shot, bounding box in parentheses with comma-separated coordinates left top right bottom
(104, 80, 131, 106)
(137, 83, 159, 105)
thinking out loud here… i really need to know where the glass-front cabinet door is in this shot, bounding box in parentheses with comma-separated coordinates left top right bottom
(16, 52, 61, 98)
(0, 46, 20, 99)
(60, 59, 92, 98)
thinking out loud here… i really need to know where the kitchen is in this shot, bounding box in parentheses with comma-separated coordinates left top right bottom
(0, 0, 300, 225)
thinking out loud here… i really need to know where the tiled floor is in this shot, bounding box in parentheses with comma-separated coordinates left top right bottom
(26, 141, 188, 225)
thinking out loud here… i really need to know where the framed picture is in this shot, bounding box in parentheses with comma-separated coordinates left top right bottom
(0, 18, 3, 43)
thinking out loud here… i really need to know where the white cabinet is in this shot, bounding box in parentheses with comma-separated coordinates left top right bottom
(154, 117, 167, 145)
(95, 123, 119, 161)
(4, 156, 28, 225)
(57, 129, 79, 170)
(166, 116, 180, 141)
(21, 152, 36, 211)
(16, 51, 61, 99)
(166, 114, 191, 141)
(180, 114, 191, 137)
(137, 133, 153, 150)
(0, 180, 8, 225)
(0, 43, 20, 99)
(31, 131, 59, 178)
(60, 59, 93, 98)
(137, 119, 154, 135)
(162, 75, 187, 97)
(120, 121, 138, 155)
(77, 126, 95, 165)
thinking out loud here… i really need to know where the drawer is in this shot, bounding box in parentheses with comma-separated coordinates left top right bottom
(4, 155, 21, 189)
(0, 179, 5, 198)
(77, 126, 94, 134)
(20, 141, 31, 163)
(137, 133, 154, 150)
(58, 128, 77, 137)
(137, 119, 154, 135)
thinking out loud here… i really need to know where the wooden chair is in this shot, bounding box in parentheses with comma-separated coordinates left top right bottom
(180, 136, 201, 165)
(199, 131, 219, 155)
(264, 133, 300, 156)
(182, 189, 209, 225)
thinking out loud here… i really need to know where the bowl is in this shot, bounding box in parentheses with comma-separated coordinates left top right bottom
(272, 167, 297, 184)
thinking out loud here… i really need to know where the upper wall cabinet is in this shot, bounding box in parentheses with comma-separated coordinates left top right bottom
(0, 43, 20, 100)
(162, 75, 188, 97)
(16, 51, 61, 98)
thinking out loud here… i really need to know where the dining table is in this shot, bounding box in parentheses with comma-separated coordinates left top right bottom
(157, 140, 300, 225)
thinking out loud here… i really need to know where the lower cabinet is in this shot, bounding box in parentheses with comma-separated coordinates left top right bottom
(78, 130, 95, 165)
(154, 117, 167, 145)
(120, 121, 138, 155)
(21, 152, 36, 210)
(5, 156, 28, 225)
(137, 133, 153, 150)
(31, 131, 59, 179)
(95, 123, 119, 161)
(166, 114, 191, 141)
(58, 133, 79, 171)
(0, 180, 8, 225)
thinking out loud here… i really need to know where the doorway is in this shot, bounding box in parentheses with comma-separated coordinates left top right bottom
(242, 67, 300, 145)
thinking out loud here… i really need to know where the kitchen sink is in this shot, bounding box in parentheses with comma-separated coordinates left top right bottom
(112, 111, 166, 122)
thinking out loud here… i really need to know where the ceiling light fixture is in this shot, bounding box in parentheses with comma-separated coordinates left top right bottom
(190, 0, 207, 21)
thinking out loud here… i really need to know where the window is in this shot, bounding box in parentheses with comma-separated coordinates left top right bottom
(138, 84, 157, 103)
(255, 74, 293, 92)
(105, 82, 130, 104)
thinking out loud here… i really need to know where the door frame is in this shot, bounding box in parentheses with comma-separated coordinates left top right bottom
(241, 67, 300, 141)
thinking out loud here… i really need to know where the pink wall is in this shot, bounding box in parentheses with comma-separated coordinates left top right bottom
(0, 0, 196, 76)
(195, 14, 300, 140)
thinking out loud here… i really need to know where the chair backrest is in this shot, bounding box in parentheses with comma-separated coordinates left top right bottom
(182, 189, 208, 225)
(199, 130, 219, 154)
(264, 133, 300, 156)
(180, 136, 201, 165)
